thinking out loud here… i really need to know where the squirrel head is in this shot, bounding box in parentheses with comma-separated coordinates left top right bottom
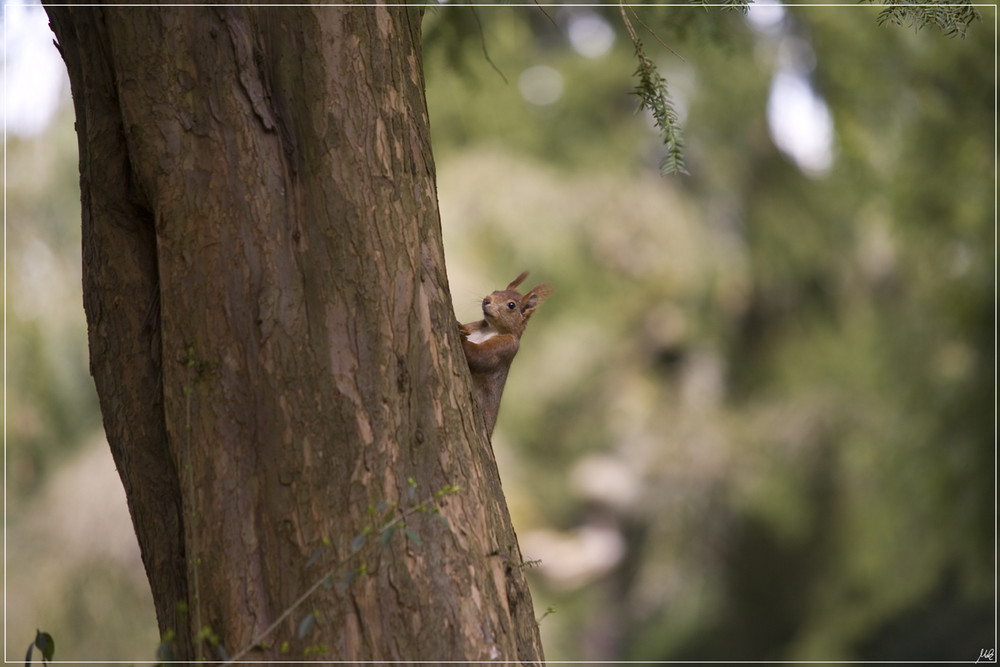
(481, 271, 553, 337)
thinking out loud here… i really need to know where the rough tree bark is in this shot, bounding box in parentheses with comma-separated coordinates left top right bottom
(44, 4, 544, 662)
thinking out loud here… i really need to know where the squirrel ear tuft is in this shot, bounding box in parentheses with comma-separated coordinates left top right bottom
(520, 284, 552, 316)
(529, 284, 553, 302)
(507, 271, 530, 291)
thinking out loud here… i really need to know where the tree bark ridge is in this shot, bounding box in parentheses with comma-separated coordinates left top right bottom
(45, 5, 544, 662)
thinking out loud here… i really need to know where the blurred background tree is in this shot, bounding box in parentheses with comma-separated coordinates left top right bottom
(6, 2, 993, 661)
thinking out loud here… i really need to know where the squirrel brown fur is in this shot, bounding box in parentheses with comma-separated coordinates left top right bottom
(457, 271, 552, 437)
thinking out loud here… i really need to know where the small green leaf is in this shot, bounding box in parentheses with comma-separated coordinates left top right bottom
(536, 604, 557, 624)
(155, 640, 174, 662)
(434, 512, 450, 529)
(322, 573, 334, 589)
(379, 523, 398, 546)
(404, 527, 423, 545)
(305, 546, 324, 568)
(297, 611, 317, 639)
(34, 630, 55, 663)
(214, 642, 229, 662)
(337, 568, 358, 591)
(350, 531, 367, 553)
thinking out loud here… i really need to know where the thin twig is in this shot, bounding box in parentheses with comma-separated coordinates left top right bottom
(472, 7, 508, 85)
(619, 0, 640, 46)
(532, 0, 559, 31)
(223, 567, 333, 665)
(627, 2, 686, 62)
(222, 492, 454, 665)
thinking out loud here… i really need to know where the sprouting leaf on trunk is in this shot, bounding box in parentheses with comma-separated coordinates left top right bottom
(337, 568, 358, 592)
(305, 545, 325, 569)
(213, 642, 230, 662)
(297, 611, 317, 640)
(379, 522, 399, 546)
(350, 530, 367, 554)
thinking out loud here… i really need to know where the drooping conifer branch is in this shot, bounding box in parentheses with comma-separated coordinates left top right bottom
(620, 1, 688, 176)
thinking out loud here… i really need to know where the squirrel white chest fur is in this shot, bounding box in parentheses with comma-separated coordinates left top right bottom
(465, 327, 498, 344)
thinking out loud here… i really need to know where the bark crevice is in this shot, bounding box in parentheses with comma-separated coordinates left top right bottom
(44, 5, 544, 663)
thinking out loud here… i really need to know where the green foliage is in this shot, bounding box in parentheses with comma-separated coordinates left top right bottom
(423, 6, 500, 78)
(155, 629, 176, 663)
(303, 642, 330, 657)
(692, 0, 751, 14)
(296, 611, 317, 640)
(424, 8, 658, 173)
(867, 0, 981, 37)
(10, 3, 993, 663)
(195, 626, 228, 662)
(618, 2, 688, 175)
(536, 605, 557, 624)
(6, 107, 102, 502)
(630, 44, 686, 175)
(435, 3, 993, 660)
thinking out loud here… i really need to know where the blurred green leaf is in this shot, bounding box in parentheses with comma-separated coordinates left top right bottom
(296, 612, 316, 640)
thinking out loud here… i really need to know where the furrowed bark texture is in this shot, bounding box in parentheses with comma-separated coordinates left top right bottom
(44, 5, 544, 662)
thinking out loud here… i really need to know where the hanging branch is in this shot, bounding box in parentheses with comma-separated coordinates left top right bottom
(472, 6, 508, 84)
(692, 0, 751, 14)
(620, 1, 688, 176)
(867, 0, 981, 38)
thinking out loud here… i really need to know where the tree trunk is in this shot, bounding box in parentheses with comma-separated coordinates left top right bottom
(44, 4, 544, 662)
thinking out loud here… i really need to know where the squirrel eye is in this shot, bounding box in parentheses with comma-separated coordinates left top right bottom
(507, 301, 517, 310)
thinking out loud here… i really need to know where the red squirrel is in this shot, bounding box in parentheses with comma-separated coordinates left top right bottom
(457, 271, 552, 437)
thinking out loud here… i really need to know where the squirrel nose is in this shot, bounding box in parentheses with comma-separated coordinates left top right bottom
(482, 297, 490, 307)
